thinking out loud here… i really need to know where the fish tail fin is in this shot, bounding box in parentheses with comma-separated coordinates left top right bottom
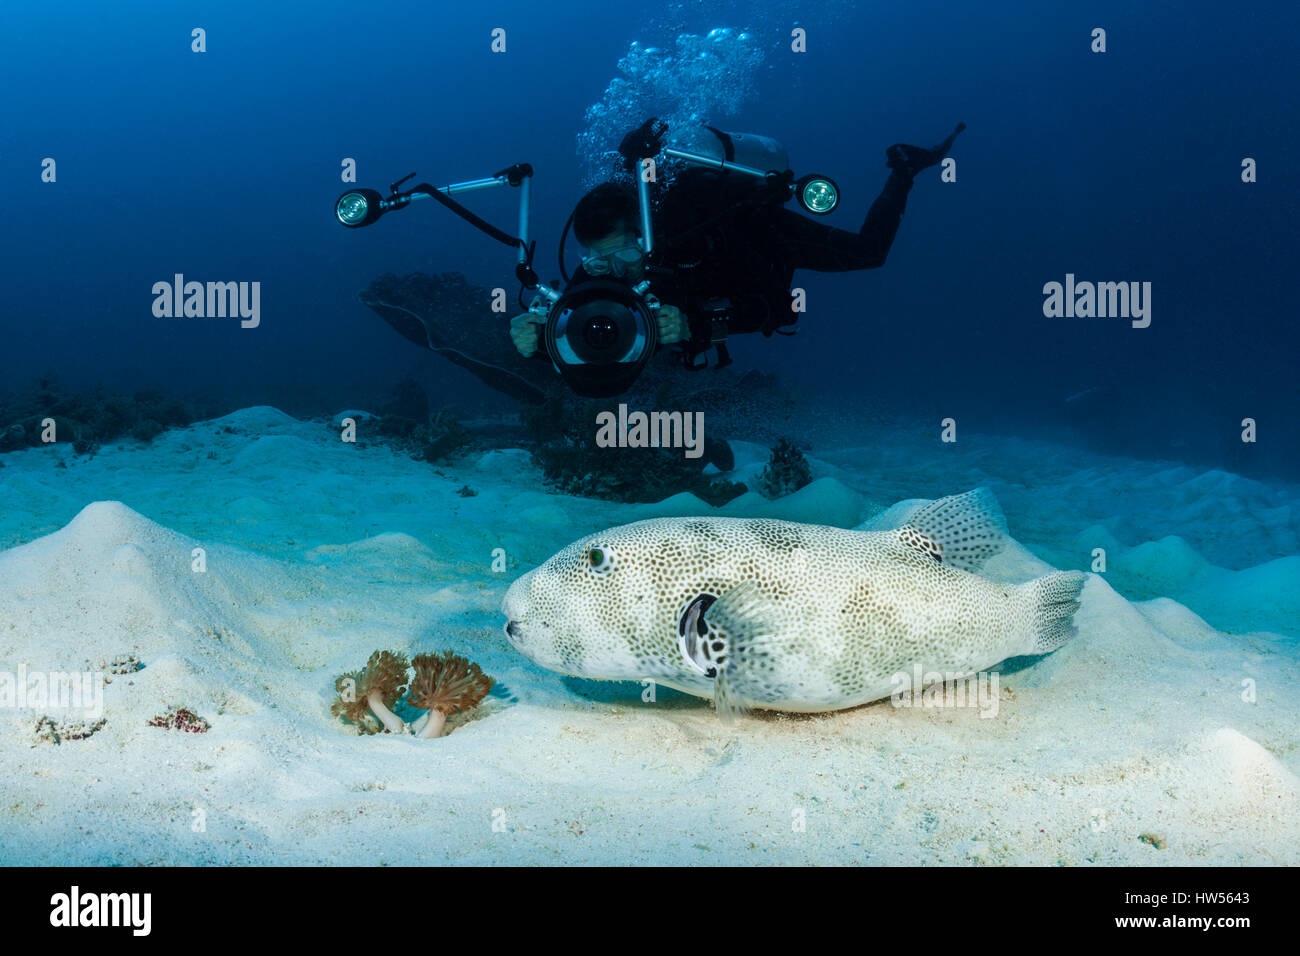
(1023, 570, 1086, 654)
(902, 487, 1008, 572)
(705, 582, 782, 722)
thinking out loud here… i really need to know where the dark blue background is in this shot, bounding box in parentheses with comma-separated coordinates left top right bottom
(3, 1, 1295, 475)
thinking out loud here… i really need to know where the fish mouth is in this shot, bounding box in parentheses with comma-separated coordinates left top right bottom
(504, 619, 523, 646)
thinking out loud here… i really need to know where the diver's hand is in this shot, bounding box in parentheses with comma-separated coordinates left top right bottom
(656, 304, 687, 345)
(510, 313, 544, 357)
(886, 123, 965, 178)
(619, 117, 669, 171)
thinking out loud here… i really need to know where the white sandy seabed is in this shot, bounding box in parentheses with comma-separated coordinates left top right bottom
(0, 405, 1296, 866)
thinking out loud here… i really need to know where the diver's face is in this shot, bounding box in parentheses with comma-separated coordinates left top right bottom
(582, 229, 645, 281)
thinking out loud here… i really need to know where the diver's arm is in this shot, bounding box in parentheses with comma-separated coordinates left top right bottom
(772, 168, 912, 272)
(764, 123, 961, 273)
(773, 124, 965, 273)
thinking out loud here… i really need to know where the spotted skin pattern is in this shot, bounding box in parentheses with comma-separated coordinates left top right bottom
(502, 492, 1085, 714)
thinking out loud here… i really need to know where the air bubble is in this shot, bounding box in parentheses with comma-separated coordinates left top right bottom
(576, 26, 768, 187)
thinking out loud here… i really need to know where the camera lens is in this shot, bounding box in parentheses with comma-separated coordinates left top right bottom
(582, 315, 619, 351)
(543, 279, 660, 397)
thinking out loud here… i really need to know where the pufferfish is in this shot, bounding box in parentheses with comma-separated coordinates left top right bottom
(501, 489, 1086, 717)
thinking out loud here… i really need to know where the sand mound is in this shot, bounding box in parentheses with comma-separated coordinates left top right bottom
(0, 409, 1296, 864)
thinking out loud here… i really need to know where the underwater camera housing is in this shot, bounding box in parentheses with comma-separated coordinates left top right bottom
(542, 279, 660, 397)
(334, 126, 841, 397)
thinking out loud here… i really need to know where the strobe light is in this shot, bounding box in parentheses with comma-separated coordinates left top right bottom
(795, 174, 839, 215)
(335, 188, 386, 228)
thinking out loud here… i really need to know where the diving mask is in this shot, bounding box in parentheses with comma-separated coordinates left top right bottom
(580, 242, 644, 278)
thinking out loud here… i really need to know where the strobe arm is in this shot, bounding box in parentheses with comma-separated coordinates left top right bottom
(335, 162, 552, 294)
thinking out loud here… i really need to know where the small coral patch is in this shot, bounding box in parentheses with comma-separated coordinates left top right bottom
(34, 716, 106, 745)
(331, 650, 410, 735)
(329, 649, 494, 739)
(408, 651, 494, 739)
(757, 437, 813, 499)
(148, 707, 211, 733)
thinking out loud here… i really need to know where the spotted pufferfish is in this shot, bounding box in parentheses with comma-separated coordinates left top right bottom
(502, 489, 1086, 716)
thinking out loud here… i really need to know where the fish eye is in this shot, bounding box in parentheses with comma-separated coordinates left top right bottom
(586, 544, 616, 573)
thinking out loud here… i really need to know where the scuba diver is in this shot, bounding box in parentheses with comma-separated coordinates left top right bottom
(337, 117, 964, 401)
(508, 118, 966, 385)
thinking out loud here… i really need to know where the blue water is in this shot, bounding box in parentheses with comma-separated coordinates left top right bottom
(3, 0, 1295, 479)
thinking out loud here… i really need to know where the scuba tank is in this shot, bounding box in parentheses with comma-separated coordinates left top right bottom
(659, 127, 798, 372)
(670, 126, 792, 176)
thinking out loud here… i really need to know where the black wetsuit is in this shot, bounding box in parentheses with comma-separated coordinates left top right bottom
(367, 158, 917, 407)
(570, 165, 915, 364)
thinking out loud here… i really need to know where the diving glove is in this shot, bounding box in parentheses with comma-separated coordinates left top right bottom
(886, 122, 966, 179)
(619, 117, 669, 172)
